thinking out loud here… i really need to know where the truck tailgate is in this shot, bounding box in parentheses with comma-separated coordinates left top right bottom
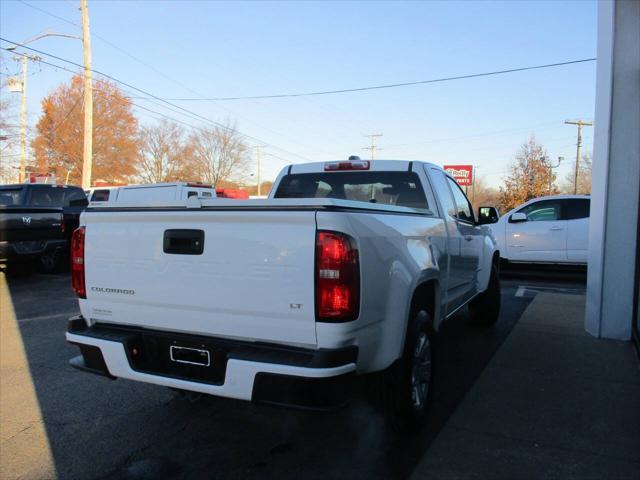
(82, 210, 318, 346)
(0, 207, 64, 242)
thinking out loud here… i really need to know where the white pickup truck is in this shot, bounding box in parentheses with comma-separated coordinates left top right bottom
(66, 159, 501, 431)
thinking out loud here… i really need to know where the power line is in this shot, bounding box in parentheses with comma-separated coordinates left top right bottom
(362, 133, 383, 160)
(149, 58, 597, 101)
(52, 91, 83, 133)
(15, 0, 332, 157)
(0, 37, 312, 162)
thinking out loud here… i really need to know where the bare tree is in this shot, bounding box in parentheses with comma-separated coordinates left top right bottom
(0, 97, 19, 183)
(188, 123, 250, 186)
(471, 176, 499, 210)
(137, 120, 193, 183)
(562, 152, 592, 194)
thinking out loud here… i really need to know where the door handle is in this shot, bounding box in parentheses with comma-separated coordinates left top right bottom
(163, 229, 205, 255)
(549, 226, 564, 231)
(464, 235, 474, 241)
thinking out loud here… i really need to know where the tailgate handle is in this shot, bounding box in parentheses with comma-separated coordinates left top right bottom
(163, 229, 204, 255)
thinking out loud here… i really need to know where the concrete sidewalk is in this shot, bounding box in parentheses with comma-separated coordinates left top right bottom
(411, 292, 640, 479)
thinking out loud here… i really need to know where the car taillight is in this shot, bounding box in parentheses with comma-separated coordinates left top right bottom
(71, 226, 86, 298)
(316, 231, 359, 322)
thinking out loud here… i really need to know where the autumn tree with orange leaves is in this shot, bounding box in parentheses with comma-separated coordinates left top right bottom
(33, 75, 138, 185)
(498, 137, 558, 213)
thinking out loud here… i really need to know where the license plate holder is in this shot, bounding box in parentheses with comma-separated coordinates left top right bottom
(169, 345, 211, 367)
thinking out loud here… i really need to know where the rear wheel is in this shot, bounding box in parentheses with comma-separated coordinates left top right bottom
(469, 260, 501, 325)
(380, 310, 434, 433)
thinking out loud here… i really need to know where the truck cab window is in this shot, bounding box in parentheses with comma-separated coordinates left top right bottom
(518, 200, 562, 221)
(562, 199, 590, 220)
(446, 177, 475, 223)
(275, 171, 429, 209)
(29, 188, 66, 207)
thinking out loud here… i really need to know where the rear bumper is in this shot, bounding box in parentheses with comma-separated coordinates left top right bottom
(0, 239, 66, 263)
(66, 317, 358, 410)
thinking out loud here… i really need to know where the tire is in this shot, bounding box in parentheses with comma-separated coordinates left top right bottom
(39, 248, 63, 274)
(380, 310, 434, 434)
(469, 260, 501, 325)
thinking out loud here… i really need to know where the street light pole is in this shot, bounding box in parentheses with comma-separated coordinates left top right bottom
(6, 31, 82, 184)
(80, 0, 93, 189)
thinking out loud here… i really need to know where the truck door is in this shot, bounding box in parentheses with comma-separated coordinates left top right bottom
(445, 176, 482, 300)
(428, 168, 474, 314)
(506, 199, 567, 262)
(563, 198, 590, 263)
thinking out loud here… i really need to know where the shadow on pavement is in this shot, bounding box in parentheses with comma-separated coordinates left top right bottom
(2, 271, 532, 480)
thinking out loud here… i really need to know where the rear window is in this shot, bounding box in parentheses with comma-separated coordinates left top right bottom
(0, 188, 22, 206)
(28, 187, 66, 207)
(274, 171, 429, 209)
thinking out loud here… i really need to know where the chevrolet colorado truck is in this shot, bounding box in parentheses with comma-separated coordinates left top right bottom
(66, 159, 501, 431)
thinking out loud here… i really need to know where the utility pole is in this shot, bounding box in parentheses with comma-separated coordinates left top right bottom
(362, 133, 383, 160)
(18, 55, 27, 183)
(255, 145, 265, 196)
(471, 166, 477, 204)
(544, 156, 563, 194)
(81, 0, 94, 189)
(565, 120, 593, 195)
(11, 53, 39, 183)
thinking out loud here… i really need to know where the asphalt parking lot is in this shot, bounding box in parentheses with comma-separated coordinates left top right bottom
(0, 267, 586, 480)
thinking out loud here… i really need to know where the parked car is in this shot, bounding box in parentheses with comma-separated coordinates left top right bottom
(65, 158, 501, 431)
(0, 184, 87, 271)
(87, 182, 216, 206)
(489, 195, 590, 265)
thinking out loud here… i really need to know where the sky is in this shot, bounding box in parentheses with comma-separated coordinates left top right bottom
(0, 0, 597, 188)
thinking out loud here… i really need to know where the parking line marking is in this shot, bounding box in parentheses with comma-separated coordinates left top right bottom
(515, 285, 586, 298)
(17, 311, 79, 323)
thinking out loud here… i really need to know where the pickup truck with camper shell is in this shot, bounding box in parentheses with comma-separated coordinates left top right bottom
(87, 182, 216, 207)
(65, 158, 501, 431)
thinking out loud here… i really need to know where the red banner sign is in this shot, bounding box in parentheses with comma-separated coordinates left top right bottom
(443, 165, 473, 186)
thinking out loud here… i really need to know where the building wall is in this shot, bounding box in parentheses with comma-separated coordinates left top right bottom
(586, 0, 640, 340)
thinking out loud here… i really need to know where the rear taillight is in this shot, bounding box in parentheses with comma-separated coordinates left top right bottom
(315, 231, 359, 322)
(71, 226, 86, 298)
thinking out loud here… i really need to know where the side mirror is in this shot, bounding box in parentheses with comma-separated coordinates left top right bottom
(69, 198, 89, 208)
(478, 206, 499, 225)
(509, 212, 528, 223)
